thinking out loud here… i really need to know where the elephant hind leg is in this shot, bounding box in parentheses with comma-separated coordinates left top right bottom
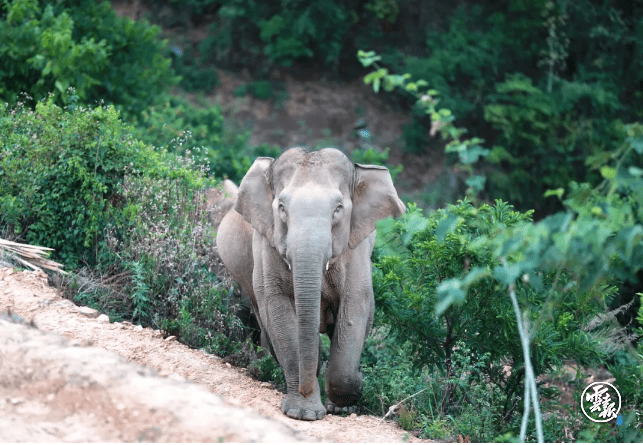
(325, 365, 362, 408)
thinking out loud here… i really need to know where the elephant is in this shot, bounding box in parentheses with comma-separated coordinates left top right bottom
(216, 147, 405, 421)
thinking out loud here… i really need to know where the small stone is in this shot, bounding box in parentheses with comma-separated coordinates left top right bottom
(134, 325, 143, 331)
(260, 382, 272, 388)
(116, 403, 126, 411)
(47, 394, 55, 401)
(350, 413, 357, 419)
(97, 314, 110, 323)
(78, 307, 99, 318)
(165, 335, 176, 342)
(225, 362, 231, 368)
(10, 397, 23, 405)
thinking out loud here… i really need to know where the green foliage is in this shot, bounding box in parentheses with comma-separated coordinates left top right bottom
(402, 118, 429, 154)
(432, 124, 643, 438)
(130, 94, 275, 183)
(365, 198, 629, 439)
(0, 0, 178, 115)
(248, 351, 286, 387)
(169, 43, 219, 93)
(364, 0, 398, 22)
(0, 93, 262, 366)
(403, 3, 540, 119)
(203, 0, 388, 71)
(361, 0, 643, 215)
(484, 73, 623, 214)
(0, 93, 159, 267)
(94, 163, 251, 357)
(359, 50, 487, 195)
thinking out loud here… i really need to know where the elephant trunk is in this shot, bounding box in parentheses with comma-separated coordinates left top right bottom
(289, 226, 331, 398)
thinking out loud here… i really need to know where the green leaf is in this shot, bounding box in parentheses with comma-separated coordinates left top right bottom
(628, 166, 643, 177)
(493, 264, 521, 286)
(628, 137, 643, 154)
(436, 213, 460, 242)
(373, 77, 380, 93)
(600, 166, 617, 180)
(461, 267, 491, 287)
(465, 175, 486, 191)
(401, 212, 429, 246)
(544, 188, 565, 199)
(436, 279, 466, 316)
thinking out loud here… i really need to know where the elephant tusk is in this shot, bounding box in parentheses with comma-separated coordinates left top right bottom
(326, 261, 329, 271)
(288, 263, 291, 271)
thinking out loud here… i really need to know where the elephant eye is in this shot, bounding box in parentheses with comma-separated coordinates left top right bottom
(334, 205, 342, 214)
(278, 203, 285, 212)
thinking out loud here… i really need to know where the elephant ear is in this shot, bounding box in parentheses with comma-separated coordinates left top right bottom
(234, 157, 275, 242)
(349, 164, 406, 249)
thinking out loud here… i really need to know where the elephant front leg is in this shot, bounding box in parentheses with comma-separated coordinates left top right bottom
(261, 296, 326, 420)
(325, 290, 374, 414)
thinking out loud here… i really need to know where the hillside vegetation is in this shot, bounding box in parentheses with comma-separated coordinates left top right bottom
(1, 0, 642, 441)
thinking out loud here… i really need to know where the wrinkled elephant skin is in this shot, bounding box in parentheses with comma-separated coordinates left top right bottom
(216, 148, 405, 421)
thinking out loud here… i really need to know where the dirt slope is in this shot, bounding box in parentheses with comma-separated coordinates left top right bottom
(0, 267, 426, 442)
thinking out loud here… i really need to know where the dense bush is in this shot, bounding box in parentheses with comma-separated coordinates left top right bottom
(361, 51, 643, 439)
(370, 0, 643, 215)
(168, 42, 220, 93)
(0, 0, 178, 115)
(362, 199, 610, 440)
(197, 0, 392, 73)
(0, 92, 162, 267)
(484, 74, 625, 215)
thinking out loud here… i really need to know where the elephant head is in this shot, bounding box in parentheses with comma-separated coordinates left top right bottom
(234, 147, 405, 399)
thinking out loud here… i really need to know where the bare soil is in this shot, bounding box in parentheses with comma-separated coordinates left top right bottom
(0, 267, 428, 442)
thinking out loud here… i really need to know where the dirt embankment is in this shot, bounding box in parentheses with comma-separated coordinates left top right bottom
(0, 267, 427, 442)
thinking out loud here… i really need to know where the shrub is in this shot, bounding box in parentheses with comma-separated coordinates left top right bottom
(169, 43, 220, 93)
(0, 92, 160, 267)
(483, 74, 623, 215)
(0, 0, 178, 115)
(366, 199, 612, 439)
(130, 94, 260, 183)
(201, 0, 388, 71)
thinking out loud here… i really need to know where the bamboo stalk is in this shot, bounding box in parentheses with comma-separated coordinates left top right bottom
(0, 238, 67, 274)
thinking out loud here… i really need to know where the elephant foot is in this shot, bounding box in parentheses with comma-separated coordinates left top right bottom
(282, 383, 325, 421)
(325, 400, 357, 415)
(282, 394, 326, 420)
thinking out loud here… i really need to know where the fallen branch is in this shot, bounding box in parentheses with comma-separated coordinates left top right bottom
(0, 238, 66, 274)
(378, 387, 429, 425)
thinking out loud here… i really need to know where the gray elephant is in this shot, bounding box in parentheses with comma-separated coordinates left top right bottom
(216, 147, 405, 421)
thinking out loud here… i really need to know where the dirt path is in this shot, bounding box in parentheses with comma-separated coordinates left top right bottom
(0, 267, 427, 442)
